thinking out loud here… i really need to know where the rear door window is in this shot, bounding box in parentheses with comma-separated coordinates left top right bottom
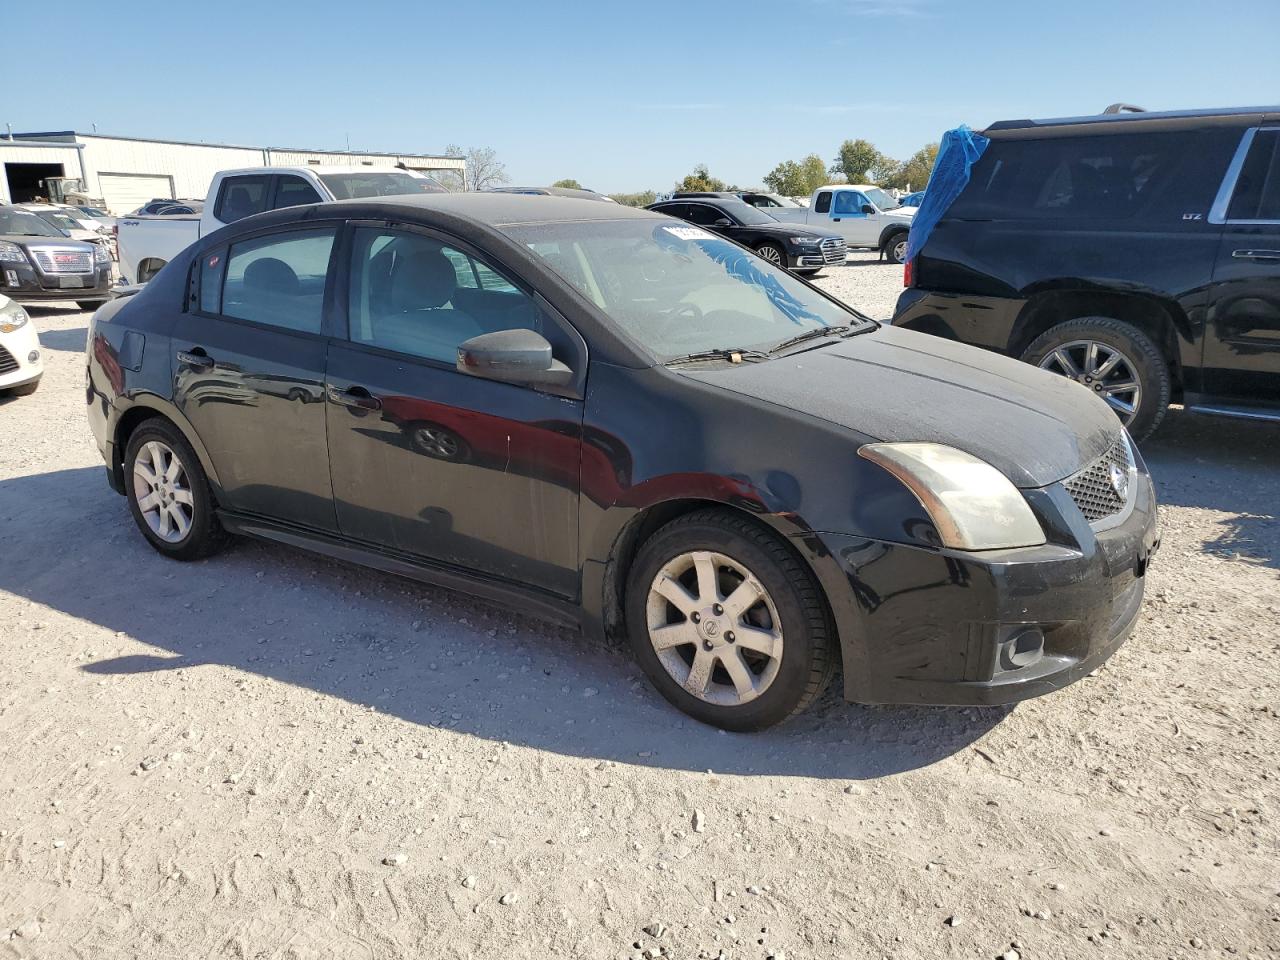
(215, 175, 271, 223)
(273, 175, 324, 210)
(1227, 129, 1280, 221)
(220, 228, 336, 333)
(814, 191, 832, 214)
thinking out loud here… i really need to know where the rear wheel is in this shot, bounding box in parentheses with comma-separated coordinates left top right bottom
(124, 419, 228, 560)
(882, 231, 909, 264)
(1021, 316, 1171, 440)
(625, 509, 835, 731)
(755, 242, 787, 268)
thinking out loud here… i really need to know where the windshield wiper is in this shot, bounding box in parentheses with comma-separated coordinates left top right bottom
(665, 347, 769, 367)
(768, 324, 861, 355)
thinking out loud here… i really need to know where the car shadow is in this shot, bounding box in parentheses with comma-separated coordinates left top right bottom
(1142, 407, 1280, 569)
(0, 465, 1007, 780)
(37, 325, 88, 353)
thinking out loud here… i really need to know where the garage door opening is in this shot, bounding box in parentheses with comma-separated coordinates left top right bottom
(99, 172, 174, 216)
(5, 162, 65, 203)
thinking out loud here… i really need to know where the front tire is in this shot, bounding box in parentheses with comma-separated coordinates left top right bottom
(882, 231, 909, 264)
(755, 242, 787, 269)
(77, 300, 107, 311)
(625, 510, 835, 731)
(1021, 317, 1171, 441)
(124, 419, 228, 560)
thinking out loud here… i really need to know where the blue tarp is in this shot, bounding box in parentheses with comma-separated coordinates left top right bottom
(904, 125, 990, 263)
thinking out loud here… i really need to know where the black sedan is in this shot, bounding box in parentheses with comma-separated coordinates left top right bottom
(86, 194, 1158, 731)
(647, 196, 846, 274)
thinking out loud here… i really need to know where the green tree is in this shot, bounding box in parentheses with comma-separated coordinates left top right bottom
(551, 178, 584, 189)
(608, 190, 658, 207)
(762, 153, 829, 197)
(831, 139, 894, 184)
(675, 164, 726, 193)
(883, 143, 940, 191)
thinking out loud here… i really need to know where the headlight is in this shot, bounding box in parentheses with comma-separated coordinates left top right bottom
(859, 442, 1046, 550)
(0, 300, 30, 333)
(789, 236, 821, 246)
(0, 240, 26, 264)
(94, 243, 110, 264)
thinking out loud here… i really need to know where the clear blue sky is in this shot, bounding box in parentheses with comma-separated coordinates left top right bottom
(8, 0, 1279, 193)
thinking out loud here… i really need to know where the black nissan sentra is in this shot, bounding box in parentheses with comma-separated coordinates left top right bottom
(86, 194, 1159, 731)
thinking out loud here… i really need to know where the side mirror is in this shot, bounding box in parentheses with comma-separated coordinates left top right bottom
(860, 204, 876, 215)
(457, 329, 573, 388)
(712, 217, 734, 227)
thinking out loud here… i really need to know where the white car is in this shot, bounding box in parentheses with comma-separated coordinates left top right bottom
(0, 294, 42, 396)
(14, 204, 107, 246)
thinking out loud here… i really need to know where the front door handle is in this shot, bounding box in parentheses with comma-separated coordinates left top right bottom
(832, 217, 841, 222)
(1232, 249, 1280, 261)
(327, 385, 381, 411)
(177, 348, 213, 370)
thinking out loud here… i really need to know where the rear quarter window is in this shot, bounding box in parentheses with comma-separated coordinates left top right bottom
(947, 128, 1242, 223)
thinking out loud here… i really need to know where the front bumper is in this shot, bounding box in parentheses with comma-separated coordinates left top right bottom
(811, 470, 1159, 706)
(2, 259, 113, 303)
(0, 321, 44, 390)
(791, 239, 848, 270)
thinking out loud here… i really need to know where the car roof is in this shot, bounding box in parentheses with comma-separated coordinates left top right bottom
(986, 104, 1280, 136)
(323, 191, 659, 226)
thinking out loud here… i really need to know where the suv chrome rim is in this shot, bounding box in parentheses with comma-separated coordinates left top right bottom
(1038, 340, 1142, 422)
(646, 551, 783, 706)
(757, 246, 783, 265)
(132, 440, 194, 543)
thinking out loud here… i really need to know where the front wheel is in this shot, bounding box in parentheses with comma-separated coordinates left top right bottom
(124, 419, 228, 560)
(882, 232, 909, 264)
(625, 510, 835, 731)
(1020, 316, 1171, 441)
(755, 242, 787, 268)
(77, 300, 107, 311)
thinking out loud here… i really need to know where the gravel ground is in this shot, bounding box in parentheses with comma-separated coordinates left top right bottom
(1, 299, 1277, 960)
(810, 250, 907, 320)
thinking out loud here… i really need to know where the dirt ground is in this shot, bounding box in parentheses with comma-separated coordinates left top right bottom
(2, 264, 1277, 959)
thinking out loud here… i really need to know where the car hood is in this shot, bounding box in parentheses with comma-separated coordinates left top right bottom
(746, 222, 844, 241)
(0, 232, 91, 247)
(679, 325, 1119, 487)
(880, 206, 916, 220)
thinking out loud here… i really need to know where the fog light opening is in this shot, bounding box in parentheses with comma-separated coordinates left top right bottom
(28, 350, 40, 363)
(1000, 628, 1045, 671)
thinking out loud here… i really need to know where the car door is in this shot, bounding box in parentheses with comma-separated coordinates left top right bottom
(1204, 126, 1280, 409)
(174, 224, 339, 531)
(828, 189, 877, 245)
(810, 190, 857, 243)
(324, 223, 585, 598)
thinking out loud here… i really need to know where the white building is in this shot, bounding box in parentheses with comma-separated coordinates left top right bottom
(1, 130, 466, 213)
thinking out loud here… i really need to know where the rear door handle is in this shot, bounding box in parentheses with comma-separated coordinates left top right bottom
(176, 348, 213, 370)
(1232, 249, 1280, 261)
(326, 385, 381, 411)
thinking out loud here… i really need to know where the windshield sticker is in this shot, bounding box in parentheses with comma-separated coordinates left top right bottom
(661, 225, 715, 242)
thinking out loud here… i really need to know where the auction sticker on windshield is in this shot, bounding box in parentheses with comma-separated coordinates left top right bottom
(661, 225, 715, 241)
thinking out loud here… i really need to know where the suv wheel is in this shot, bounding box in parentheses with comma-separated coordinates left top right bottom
(624, 510, 835, 731)
(1021, 317, 1171, 440)
(882, 231, 909, 264)
(124, 419, 228, 560)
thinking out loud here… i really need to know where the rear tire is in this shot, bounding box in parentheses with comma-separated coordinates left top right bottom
(124, 419, 229, 561)
(625, 509, 835, 731)
(755, 242, 787, 269)
(882, 231, 909, 264)
(1020, 316, 1171, 441)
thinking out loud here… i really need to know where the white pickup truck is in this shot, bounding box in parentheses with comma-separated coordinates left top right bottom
(116, 165, 444, 284)
(765, 184, 916, 264)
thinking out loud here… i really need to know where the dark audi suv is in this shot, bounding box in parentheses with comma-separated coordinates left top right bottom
(86, 194, 1158, 730)
(895, 105, 1280, 439)
(0, 207, 114, 310)
(648, 196, 847, 274)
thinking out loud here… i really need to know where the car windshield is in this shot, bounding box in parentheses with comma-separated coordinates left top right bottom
(505, 219, 869, 361)
(865, 187, 901, 211)
(79, 207, 110, 218)
(319, 172, 446, 199)
(758, 194, 802, 208)
(40, 211, 83, 230)
(0, 209, 65, 237)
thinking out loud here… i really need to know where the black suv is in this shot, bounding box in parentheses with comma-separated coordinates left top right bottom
(648, 196, 846, 274)
(894, 105, 1280, 439)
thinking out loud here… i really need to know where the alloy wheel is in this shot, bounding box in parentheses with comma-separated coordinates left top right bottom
(645, 550, 783, 707)
(757, 245, 783, 265)
(132, 440, 194, 543)
(1037, 339, 1142, 422)
(891, 238, 908, 263)
(413, 426, 460, 459)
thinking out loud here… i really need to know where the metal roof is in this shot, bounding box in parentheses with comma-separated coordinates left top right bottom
(13, 130, 456, 161)
(986, 104, 1280, 132)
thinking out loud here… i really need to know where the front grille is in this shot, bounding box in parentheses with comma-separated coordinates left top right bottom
(0, 345, 18, 375)
(819, 237, 847, 263)
(1064, 435, 1134, 522)
(29, 246, 94, 275)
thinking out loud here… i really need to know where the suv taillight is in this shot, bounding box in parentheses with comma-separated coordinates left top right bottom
(903, 259, 914, 287)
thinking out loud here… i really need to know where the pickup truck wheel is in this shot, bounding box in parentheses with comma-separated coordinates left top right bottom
(755, 242, 787, 268)
(1021, 317, 1171, 441)
(625, 509, 835, 731)
(882, 232, 909, 264)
